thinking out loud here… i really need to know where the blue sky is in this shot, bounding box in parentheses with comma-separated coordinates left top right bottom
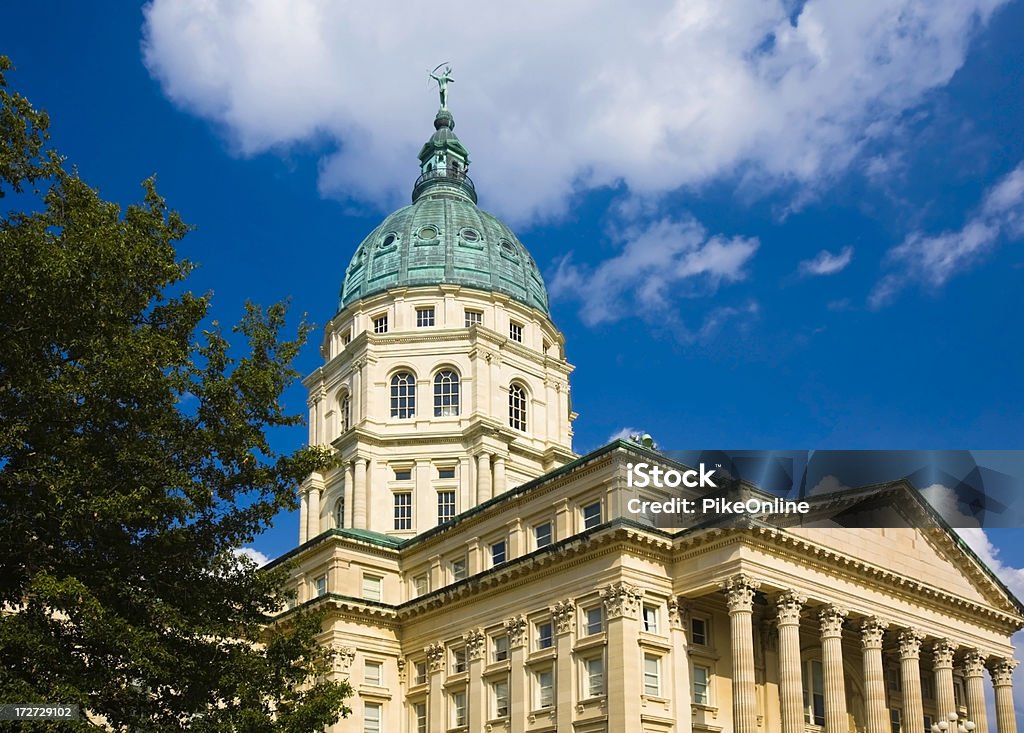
(4, 0, 1024, 639)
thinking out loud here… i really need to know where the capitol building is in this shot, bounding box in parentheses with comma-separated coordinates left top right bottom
(271, 87, 1023, 733)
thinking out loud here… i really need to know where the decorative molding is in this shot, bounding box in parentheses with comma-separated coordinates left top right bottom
(898, 629, 924, 660)
(667, 595, 690, 630)
(334, 645, 356, 674)
(601, 580, 644, 619)
(551, 599, 576, 635)
(504, 615, 528, 649)
(425, 642, 446, 673)
(397, 657, 406, 684)
(859, 617, 888, 649)
(722, 573, 760, 613)
(818, 605, 848, 638)
(775, 590, 805, 626)
(464, 628, 486, 661)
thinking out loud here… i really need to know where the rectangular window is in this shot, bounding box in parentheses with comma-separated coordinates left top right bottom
(491, 540, 507, 566)
(642, 605, 659, 634)
(920, 675, 933, 700)
(534, 521, 553, 548)
(890, 708, 902, 733)
(438, 490, 456, 523)
(536, 622, 553, 650)
(414, 661, 427, 685)
(582, 501, 602, 529)
(341, 329, 352, 345)
(585, 606, 603, 636)
(363, 702, 381, 733)
(438, 467, 456, 479)
(452, 690, 467, 727)
(493, 678, 510, 718)
(394, 492, 412, 530)
(690, 617, 708, 646)
(373, 315, 388, 334)
(465, 310, 483, 327)
(364, 660, 382, 686)
(451, 556, 468, 581)
(924, 716, 933, 733)
(452, 647, 467, 674)
(413, 574, 428, 597)
(509, 321, 523, 342)
(585, 656, 604, 698)
(537, 668, 554, 709)
(805, 659, 825, 726)
(416, 307, 435, 327)
(693, 665, 710, 705)
(361, 574, 382, 602)
(414, 702, 427, 733)
(394, 468, 412, 481)
(643, 654, 661, 696)
(887, 666, 901, 692)
(314, 574, 327, 597)
(493, 635, 509, 662)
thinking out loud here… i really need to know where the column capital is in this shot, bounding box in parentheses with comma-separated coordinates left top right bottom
(723, 573, 761, 612)
(932, 638, 957, 669)
(962, 649, 987, 678)
(504, 614, 528, 649)
(551, 599, 575, 635)
(425, 641, 446, 673)
(818, 605, 848, 638)
(601, 580, 644, 619)
(989, 657, 1018, 687)
(464, 628, 486, 661)
(898, 628, 924, 660)
(667, 595, 691, 630)
(860, 617, 889, 649)
(333, 645, 356, 675)
(775, 590, 806, 626)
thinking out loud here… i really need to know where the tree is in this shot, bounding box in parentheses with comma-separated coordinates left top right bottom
(0, 57, 351, 731)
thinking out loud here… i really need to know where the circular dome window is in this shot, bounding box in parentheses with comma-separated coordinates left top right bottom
(499, 239, 517, 255)
(461, 228, 480, 242)
(379, 232, 398, 248)
(419, 226, 438, 240)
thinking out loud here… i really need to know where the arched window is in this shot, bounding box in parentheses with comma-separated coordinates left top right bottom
(433, 370, 460, 417)
(390, 372, 416, 419)
(509, 383, 527, 431)
(340, 392, 351, 432)
(335, 496, 345, 529)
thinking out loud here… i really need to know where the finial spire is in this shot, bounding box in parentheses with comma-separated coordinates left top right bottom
(429, 63, 454, 110)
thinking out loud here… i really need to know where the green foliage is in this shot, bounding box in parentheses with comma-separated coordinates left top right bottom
(0, 57, 351, 731)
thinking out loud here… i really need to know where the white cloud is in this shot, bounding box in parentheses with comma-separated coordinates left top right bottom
(870, 161, 1024, 307)
(233, 547, 271, 568)
(806, 474, 850, 496)
(548, 215, 759, 333)
(799, 245, 853, 276)
(607, 427, 642, 443)
(141, 0, 1009, 224)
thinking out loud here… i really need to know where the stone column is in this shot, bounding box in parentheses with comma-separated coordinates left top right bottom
(819, 605, 849, 733)
(353, 458, 368, 529)
(932, 639, 958, 720)
(476, 452, 491, 505)
(493, 455, 507, 496)
(343, 461, 354, 528)
(990, 658, 1018, 733)
(299, 489, 308, 544)
(962, 649, 990, 733)
(860, 617, 890, 733)
(776, 591, 806, 733)
(425, 642, 446, 733)
(898, 630, 925, 733)
(505, 615, 528, 733)
(551, 600, 576, 733)
(668, 596, 693, 733)
(306, 485, 321, 540)
(603, 581, 644, 731)
(723, 574, 761, 733)
(465, 628, 486, 730)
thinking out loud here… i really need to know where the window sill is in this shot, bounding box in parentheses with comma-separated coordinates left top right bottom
(574, 633, 607, 652)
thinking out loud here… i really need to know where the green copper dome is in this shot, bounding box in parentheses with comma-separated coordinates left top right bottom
(339, 107, 550, 315)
